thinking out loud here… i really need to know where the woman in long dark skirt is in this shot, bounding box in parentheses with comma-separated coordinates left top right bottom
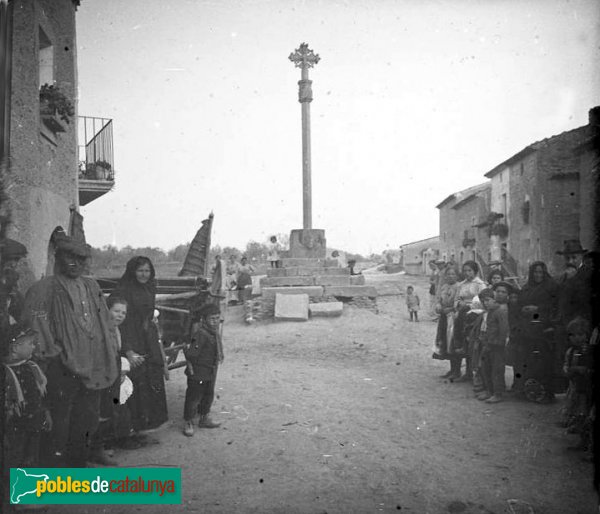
(516, 261, 559, 400)
(115, 256, 169, 432)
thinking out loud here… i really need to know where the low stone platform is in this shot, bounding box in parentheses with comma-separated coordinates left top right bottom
(266, 266, 349, 278)
(309, 302, 343, 317)
(262, 276, 315, 287)
(281, 257, 338, 268)
(324, 285, 378, 298)
(350, 275, 366, 285)
(261, 286, 324, 298)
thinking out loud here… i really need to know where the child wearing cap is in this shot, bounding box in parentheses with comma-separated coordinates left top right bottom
(405, 285, 420, 322)
(183, 303, 224, 436)
(3, 325, 51, 469)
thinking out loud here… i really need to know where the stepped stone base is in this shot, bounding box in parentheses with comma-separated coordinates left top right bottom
(315, 275, 353, 286)
(350, 275, 366, 285)
(266, 266, 348, 278)
(281, 258, 338, 268)
(261, 286, 324, 299)
(309, 302, 343, 317)
(261, 276, 315, 287)
(324, 285, 378, 298)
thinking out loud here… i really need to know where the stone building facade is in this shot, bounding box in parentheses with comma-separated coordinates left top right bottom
(4, 0, 114, 286)
(7, 0, 80, 284)
(436, 182, 491, 272)
(484, 111, 595, 276)
(398, 236, 440, 275)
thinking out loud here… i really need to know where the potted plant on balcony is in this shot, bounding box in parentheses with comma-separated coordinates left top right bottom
(93, 160, 112, 180)
(39, 84, 75, 133)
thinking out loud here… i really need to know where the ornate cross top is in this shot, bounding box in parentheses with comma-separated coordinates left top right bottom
(288, 43, 320, 69)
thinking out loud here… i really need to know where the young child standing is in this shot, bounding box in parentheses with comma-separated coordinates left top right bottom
(478, 285, 509, 403)
(90, 296, 129, 464)
(405, 285, 420, 322)
(183, 303, 224, 436)
(3, 324, 51, 469)
(562, 317, 593, 450)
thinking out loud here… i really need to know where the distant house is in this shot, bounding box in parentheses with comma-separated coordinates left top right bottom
(436, 182, 491, 273)
(483, 108, 597, 276)
(2, 0, 116, 285)
(399, 236, 440, 275)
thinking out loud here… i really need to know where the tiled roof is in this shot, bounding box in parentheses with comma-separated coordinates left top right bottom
(484, 124, 590, 178)
(436, 181, 490, 209)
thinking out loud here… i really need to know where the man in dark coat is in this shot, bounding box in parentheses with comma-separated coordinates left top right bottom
(23, 229, 119, 466)
(557, 240, 592, 324)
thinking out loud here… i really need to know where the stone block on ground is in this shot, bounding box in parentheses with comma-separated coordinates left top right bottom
(275, 293, 309, 321)
(261, 286, 324, 299)
(309, 302, 343, 317)
(315, 275, 352, 286)
(261, 276, 315, 287)
(324, 285, 378, 298)
(350, 274, 366, 285)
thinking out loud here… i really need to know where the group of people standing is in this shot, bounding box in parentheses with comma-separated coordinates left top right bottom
(427, 240, 597, 454)
(0, 230, 214, 474)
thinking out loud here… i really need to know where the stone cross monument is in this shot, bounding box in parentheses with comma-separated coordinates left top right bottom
(289, 42, 320, 231)
(287, 43, 326, 260)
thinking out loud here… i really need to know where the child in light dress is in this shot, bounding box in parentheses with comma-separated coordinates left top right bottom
(405, 286, 420, 322)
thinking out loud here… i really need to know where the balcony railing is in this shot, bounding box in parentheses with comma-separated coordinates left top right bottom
(78, 116, 114, 181)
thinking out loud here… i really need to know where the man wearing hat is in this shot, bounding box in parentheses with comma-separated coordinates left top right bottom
(23, 228, 119, 467)
(0, 237, 28, 329)
(556, 239, 592, 324)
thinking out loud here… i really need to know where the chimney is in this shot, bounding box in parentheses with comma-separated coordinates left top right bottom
(589, 106, 600, 128)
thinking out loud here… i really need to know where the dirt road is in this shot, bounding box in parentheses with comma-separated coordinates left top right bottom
(55, 273, 597, 514)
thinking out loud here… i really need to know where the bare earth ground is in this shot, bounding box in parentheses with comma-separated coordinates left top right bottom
(54, 273, 596, 514)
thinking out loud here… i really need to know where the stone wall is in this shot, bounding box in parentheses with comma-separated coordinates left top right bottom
(244, 294, 378, 322)
(7, 0, 79, 286)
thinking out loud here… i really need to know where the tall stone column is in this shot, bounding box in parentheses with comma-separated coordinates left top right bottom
(289, 43, 320, 230)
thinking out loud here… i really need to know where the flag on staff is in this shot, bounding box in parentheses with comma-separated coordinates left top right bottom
(178, 213, 213, 277)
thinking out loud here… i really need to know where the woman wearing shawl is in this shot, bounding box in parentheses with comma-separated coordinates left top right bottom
(114, 256, 168, 432)
(515, 261, 559, 399)
(452, 261, 487, 381)
(433, 266, 460, 377)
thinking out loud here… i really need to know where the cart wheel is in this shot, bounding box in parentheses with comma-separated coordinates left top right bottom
(524, 378, 548, 403)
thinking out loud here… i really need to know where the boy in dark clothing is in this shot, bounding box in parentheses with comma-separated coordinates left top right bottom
(183, 304, 224, 436)
(3, 324, 51, 469)
(478, 284, 510, 403)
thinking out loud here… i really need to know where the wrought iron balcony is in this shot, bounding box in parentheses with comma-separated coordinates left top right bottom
(78, 116, 115, 206)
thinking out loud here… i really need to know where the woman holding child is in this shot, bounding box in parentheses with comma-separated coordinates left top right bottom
(451, 261, 486, 381)
(115, 256, 169, 432)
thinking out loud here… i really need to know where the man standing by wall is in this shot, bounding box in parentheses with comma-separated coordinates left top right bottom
(23, 229, 119, 466)
(0, 237, 27, 328)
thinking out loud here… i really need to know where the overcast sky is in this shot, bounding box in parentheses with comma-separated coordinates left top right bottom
(77, 0, 600, 256)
